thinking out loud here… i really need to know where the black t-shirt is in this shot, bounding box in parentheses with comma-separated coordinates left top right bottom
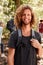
(8, 30, 41, 65)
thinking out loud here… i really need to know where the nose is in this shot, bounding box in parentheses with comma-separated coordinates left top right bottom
(25, 14, 28, 18)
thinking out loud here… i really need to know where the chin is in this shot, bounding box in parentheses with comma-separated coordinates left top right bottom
(23, 22, 30, 25)
(23, 21, 31, 25)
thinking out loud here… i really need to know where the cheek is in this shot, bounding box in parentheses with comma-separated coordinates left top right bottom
(21, 16, 25, 21)
(28, 15, 32, 19)
(30, 16, 32, 20)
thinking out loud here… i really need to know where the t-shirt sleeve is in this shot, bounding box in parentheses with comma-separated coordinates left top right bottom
(8, 31, 18, 48)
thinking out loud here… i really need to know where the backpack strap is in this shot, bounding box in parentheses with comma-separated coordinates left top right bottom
(16, 29, 36, 47)
(32, 29, 36, 39)
(31, 29, 37, 65)
(16, 29, 22, 47)
(16, 29, 24, 65)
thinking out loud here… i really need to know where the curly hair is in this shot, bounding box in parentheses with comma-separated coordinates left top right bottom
(14, 4, 36, 29)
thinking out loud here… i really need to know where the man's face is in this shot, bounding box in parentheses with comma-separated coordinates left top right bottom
(21, 9, 32, 25)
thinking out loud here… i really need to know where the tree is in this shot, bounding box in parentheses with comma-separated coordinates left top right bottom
(14, 0, 21, 8)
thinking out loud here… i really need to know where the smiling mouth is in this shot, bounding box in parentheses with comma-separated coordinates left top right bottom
(24, 19, 30, 21)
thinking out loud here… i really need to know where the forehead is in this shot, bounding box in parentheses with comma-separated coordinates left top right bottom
(23, 9, 31, 14)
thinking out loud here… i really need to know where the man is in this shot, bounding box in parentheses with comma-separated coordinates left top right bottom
(0, 21, 6, 57)
(39, 20, 43, 33)
(8, 4, 43, 65)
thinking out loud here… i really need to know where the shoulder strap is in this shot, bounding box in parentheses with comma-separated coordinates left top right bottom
(18, 29, 22, 37)
(31, 29, 37, 65)
(16, 29, 36, 47)
(32, 29, 36, 39)
(16, 29, 22, 47)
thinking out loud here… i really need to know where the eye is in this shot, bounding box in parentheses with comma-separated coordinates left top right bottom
(22, 14, 26, 16)
(27, 14, 31, 16)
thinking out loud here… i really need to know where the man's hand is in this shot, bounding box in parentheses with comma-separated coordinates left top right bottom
(30, 38, 41, 49)
(30, 38, 43, 58)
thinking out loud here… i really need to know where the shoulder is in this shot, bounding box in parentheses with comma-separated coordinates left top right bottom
(34, 30, 41, 43)
(10, 30, 18, 38)
(11, 28, 22, 36)
(32, 29, 41, 38)
(11, 30, 18, 34)
(34, 31, 41, 37)
(8, 30, 18, 48)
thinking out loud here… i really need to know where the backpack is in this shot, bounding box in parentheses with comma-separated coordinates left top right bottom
(15, 29, 37, 65)
(6, 19, 16, 32)
(16, 29, 36, 47)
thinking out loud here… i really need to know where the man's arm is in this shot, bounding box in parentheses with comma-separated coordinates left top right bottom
(30, 38, 43, 58)
(8, 48, 15, 65)
(38, 45, 43, 58)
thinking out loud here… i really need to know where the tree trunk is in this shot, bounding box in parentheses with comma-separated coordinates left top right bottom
(14, 0, 21, 8)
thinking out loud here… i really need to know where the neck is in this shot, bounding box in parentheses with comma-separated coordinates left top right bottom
(22, 24, 31, 32)
(21, 24, 32, 36)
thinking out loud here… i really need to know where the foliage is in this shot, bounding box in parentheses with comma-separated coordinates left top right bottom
(0, 0, 43, 40)
(0, 0, 15, 23)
